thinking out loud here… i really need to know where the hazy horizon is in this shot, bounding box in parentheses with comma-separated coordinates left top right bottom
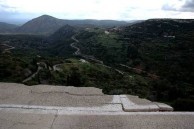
(0, 0, 194, 24)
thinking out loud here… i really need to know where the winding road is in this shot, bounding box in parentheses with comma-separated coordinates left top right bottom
(120, 64, 159, 79)
(70, 35, 103, 64)
(70, 34, 124, 75)
(71, 35, 81, 55)
(22, 62, 46, 83)
(22, 34, 125, 83)
(1, 43, 15, 53)
(53, 63, 63, 71)
(70, 34, 159, 77)
(0, 43, 42, 83)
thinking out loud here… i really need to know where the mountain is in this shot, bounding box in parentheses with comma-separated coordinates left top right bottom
(46, 25, 76, 57)
(48, 25, 76, 42)
(0, 22, 18, 33)
(16, 15, 129, 35)
(16, 15, 65, 35)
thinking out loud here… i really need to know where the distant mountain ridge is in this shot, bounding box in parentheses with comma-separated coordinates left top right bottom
(2, 15, 193, 35)
(124, 19, 194, 37)
(15, 15, 129, 35)
(0, 22, 18, 33)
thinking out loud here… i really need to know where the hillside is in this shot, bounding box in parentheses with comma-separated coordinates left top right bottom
(46, 25, 76, 57)
(48, 25, 76, 42)
(75, 19, 194, 110)
(0, 22, 18, 33)
(124, 19, 194, 36)
(0, 18, 194, 110)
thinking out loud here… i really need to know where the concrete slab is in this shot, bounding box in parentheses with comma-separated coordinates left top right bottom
(0, 83, 192, 128)
(121, 95, 160, 112)
(52, 113, 194, 129)
(125, 95, 173, 111)
(154, 102, 173, 111)
(110, 95, 122, 104)
(0, 104, 123, 114)
(127, 95, 153, 105)
(0, 110, 55, 129)
(31, 85, 104, 95)
(0, 83, 112, 107)
(0, 83, 173, 112)
(0, 107, 194, 129)
(50, 112, 194, 129)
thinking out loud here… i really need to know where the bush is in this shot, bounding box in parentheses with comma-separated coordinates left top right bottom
(172, 98, 194, 111)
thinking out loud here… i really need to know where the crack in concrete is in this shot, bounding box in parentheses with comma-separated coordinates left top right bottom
(50, 110, 58, 129)
(31, 91, 105, 96)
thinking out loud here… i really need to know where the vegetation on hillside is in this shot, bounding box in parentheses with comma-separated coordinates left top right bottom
(25, 59, 151, 97)
(0, 19, 194, 111)
(0, 53, 37, 82)
(76, 20, 194, 110)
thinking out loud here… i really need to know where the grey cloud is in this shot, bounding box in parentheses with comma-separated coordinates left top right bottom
(182, 0, 194, 11)
(0, 2, 17, 12)
(0, 3, 20, 21)
(162, 4, 177, 11)
(162, 0, 194, 12)
(0, 10, 35, 24)
(0, 2, 37, 24)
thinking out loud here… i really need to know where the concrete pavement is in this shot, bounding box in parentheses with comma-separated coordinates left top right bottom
(0, 109, 194, 129)
(0, 83, 172, 111)
(0, 82, 193, 129)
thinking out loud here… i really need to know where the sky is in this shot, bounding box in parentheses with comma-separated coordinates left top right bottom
(0, 0, 194, 24)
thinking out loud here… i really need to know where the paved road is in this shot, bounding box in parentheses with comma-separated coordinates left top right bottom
(22, 62, 44, 83)
(70, 35, 124, 75)
(0, 44, 43, 83)
(70, 42, 81, 55)
(71, 35, 81, 55)
(120, 64, 160, 79)
(71, 35, 103, 64)
(1, 43, 15, 53)
(53, 64, 63, 71)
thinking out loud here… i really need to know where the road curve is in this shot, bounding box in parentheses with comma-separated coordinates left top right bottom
(1, 43, 15, 53)
(23, 34, 125, 83)
(70, 34, 124, 75)
(70, 35, 103, 64)
(71, 35, 81, 55)
(22, 63, 42, 83)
